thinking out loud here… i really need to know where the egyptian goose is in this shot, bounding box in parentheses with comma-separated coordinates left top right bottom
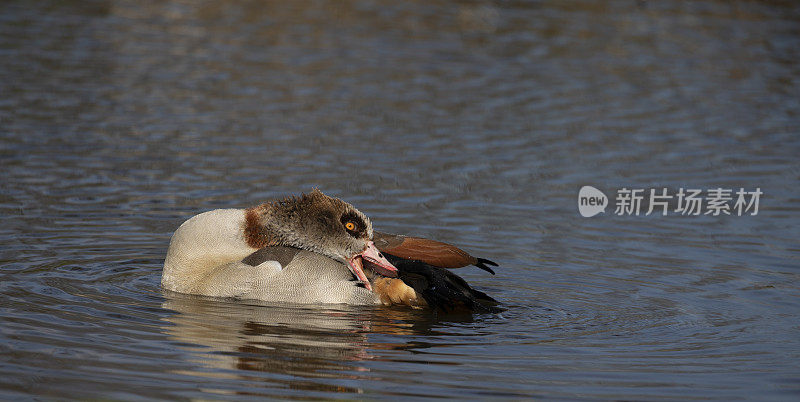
(162, 190, 498, 311)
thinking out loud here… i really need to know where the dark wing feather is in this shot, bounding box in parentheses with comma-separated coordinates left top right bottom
(385, 253, 500, 313)
(241, 246, 302, 267)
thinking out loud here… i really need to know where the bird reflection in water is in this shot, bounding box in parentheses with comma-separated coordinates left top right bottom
(160, 293, 481, 396)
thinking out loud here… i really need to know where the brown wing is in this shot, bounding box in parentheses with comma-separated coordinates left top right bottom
(373, 231, 496, 274)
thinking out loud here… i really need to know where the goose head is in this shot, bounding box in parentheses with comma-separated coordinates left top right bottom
(244, 189, 397, 290)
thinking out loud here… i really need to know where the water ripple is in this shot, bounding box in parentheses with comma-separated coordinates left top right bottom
(2, 0, 800, 399)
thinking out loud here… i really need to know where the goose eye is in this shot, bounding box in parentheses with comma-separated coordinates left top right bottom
(345, 221, 356, 231)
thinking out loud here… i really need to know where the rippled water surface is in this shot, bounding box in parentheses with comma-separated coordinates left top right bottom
(2, 0, 799, 399)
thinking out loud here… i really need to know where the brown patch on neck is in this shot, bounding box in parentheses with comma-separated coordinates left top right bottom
(244, 206, 275, 249)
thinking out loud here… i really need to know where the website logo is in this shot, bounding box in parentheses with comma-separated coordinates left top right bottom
(578, 186, 762, 217)
(578, 186, 608, 217)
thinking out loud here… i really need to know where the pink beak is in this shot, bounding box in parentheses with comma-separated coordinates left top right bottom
(347, 241, 398, 291)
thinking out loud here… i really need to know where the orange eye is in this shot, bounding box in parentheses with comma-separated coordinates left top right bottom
(345, 221, 356, 231)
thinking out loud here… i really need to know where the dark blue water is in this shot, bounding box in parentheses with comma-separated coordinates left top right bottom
(2, 0, 799, 399)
